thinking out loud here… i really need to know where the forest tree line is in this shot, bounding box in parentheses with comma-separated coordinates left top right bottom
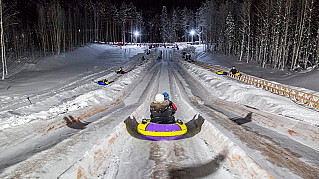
(156, 0, 319, 70)
(1, 0, 319, 79)
(197, 0, 319, 70)
(0, 0, 143, 79)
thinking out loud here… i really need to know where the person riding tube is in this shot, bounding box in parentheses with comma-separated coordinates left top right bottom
(230, 66, 237, 75)
(150, 94, 175, 124)
(98, 79, 109, 85)
(117, 67, 125, 74)
(137, 93, 187, 140)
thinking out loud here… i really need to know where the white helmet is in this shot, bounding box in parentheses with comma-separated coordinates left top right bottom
(155, 93, 164, 102)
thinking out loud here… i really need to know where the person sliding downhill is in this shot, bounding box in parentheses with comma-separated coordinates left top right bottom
(102, 79, 108, 83)
(117, 67, 125, 74)
(137, 93, 187, 140)
(150, 94, 176, 124)
(97, 79, 109, 85)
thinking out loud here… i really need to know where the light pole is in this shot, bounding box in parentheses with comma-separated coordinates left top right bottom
(134, 31, 139, 45)
(190, 30, 195, 45)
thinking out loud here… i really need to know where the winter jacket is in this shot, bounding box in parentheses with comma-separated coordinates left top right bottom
(170, 101, 177, 112)
(230, 68, 237, 75)
(150, 100, 175, 124)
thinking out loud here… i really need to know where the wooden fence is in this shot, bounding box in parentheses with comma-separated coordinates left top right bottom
(193, 61, 319, 110)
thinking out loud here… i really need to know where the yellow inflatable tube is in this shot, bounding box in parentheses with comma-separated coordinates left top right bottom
(137, 119, 187, 139)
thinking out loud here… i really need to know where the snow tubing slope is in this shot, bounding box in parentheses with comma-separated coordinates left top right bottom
(137, 119, 187, 140)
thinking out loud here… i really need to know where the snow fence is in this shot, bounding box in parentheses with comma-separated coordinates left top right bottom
(194, 61, 319, 111)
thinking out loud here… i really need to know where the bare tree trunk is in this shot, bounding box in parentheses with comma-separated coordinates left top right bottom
(122, 21, 126, 45)
(2, 28, 6, 75)
(316, 28, 319, 64)
(130, 20, 133, 43)
(281, 0, 291, 69)
(304, 0, 314, 69)
(239, 32, 245, 61)
(0, 0, 6, 79)
(292, 0, 307, 69)
(106, 20, 109, 43)
(246, 11, 251, 63)
(112, 20, 115, 43)
(84, 9, 87, 43)
(68, 9, 72, 50)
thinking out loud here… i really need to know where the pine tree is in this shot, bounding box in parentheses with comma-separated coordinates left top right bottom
(127, 2, 136, 43)
(240, 0, 252, 63)
(171, 9, 179, 42)
(225, 12, 235, 55)
(119, 2, 128, 45)
(181, 7, 189, 42)
(197, 3, 208, 50)
(136, 11, 143, 43)
(161, 6, 169, 43)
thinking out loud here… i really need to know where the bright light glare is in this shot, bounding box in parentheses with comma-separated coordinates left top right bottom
(134, 31, 139, 36)
(190, 30, 195, 35)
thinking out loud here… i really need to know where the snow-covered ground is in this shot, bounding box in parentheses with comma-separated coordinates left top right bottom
(0, 44, 146, 130)
(0, 44, 318, 178)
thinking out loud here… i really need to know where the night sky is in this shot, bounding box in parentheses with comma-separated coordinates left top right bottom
(117, 0, 204, 13)
(14, 0, 205, 27)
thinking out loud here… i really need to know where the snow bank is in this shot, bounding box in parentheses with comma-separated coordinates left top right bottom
(0, 47, 150, 131)
(198, 120, 273, 178)
(179, 60, 319, 127)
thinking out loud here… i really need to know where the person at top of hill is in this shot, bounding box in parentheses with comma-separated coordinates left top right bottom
(150, 93, 176, 124)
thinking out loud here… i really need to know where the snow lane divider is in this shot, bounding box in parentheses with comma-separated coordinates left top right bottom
(199, 121, 274, 178)
(193, 61, 319, 110)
